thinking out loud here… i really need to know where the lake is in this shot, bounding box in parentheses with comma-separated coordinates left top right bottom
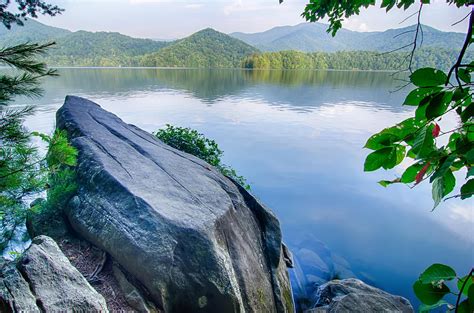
(12, 68, 473, 308)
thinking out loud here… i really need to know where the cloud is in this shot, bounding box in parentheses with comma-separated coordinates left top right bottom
(223, 0, 281, 16)
(129, 0, 171, 3)
(185, 3, 203, 9)
(223, 0, 243, 16)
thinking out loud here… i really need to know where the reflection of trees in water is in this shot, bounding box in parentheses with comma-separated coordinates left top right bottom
(244, 70, 410, 112)
(7, 68, 409, 111)
(243, 69, 403, 88)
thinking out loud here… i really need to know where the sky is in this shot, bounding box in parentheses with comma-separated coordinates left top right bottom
(36, 0, 472, 39)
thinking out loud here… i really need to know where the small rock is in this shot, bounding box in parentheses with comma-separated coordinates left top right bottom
(308, 278, 414, 313)
(18, 235, 108, 312)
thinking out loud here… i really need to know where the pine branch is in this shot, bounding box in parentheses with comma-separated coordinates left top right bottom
(0, 71, 55, 104)
(0, 106, 35, 142)
(0, 42, 56, 74)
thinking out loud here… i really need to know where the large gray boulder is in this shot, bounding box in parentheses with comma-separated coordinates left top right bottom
(57, 96, 294, 312)
(0, 236, 108, 312)
(306, 279, 413, 313)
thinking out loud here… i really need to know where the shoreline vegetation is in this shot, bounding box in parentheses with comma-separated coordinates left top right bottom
(38, 47, 466, 72)
(11, 66, 411, 73)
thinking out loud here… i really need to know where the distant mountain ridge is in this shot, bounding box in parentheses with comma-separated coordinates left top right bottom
(0, 19, 467, 70)
(230, 22, 466, 52)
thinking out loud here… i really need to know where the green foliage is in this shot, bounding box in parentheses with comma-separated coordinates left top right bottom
(0, 120, 45, 250)
(0, 43, 58, 251)
(155, 125, 250, 189)
(35, 129, 78, 214)
(414, 265, 474, 312)
(242, 48, 471, 72)
(0, 2, 62, 252)
(43, 31, 169, 67)
(155, 125, 222, 166)
(364, 66, 473, 208)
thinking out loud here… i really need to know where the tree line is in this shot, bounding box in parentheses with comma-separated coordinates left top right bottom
(242, 48, 471, 71)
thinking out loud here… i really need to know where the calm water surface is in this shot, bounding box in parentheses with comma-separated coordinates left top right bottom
(12, 68, 473, 308)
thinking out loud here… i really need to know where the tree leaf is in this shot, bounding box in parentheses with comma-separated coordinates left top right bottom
(365, 132, 400, 150)
(378, 179, 400, 187)
(413, 125, 435, 158)
(458, 298, 474, 313)
(466, 149, 474, 163)
(448, 133, 461, 152)
(364, 147, 393, 172)
(432, 177, 444, 208)
(426, 92, 452, 119)
(419, 300, 449, 313)
(382, 145, 406, 170)
(460, 179, 474, 199)
(365, 118, 421, 150)
(401, 163, 424, 183)
(467, 167, 474, 178)
(457, 275, 474, 296)
(458, 68, 471, 84)
(461, 102, 474, 122)
(430, 155, 456, 182)
(442, 170, 456, 197)
(468, 284, 474, 306)
(452, 87, 469, 102)
(403, 87, 442, 106)
(419, 263, 457, 284)
(410, 68, 447, 87)
(413, 279, 450, 305)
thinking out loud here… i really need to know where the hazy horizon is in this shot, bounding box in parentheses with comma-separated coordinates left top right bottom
(35, 0, 471, 40)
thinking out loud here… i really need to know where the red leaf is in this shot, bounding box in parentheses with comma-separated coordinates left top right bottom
(432, 123, 441, 138)
(415, 162, 431, 184)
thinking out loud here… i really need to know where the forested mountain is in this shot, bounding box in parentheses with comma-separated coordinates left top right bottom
(0, 19, 70, 46)
(0, 20, 466, 70)
(242, 48, 470, 71)
(0, 19, 169, 66)
(231, 23, 465, 52)
(46, 31, 169, 66)
(136, 28, 259, 68)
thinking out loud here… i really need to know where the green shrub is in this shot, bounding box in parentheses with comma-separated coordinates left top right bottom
(34, 129, 78, 214)
(154, 124, 250, 190)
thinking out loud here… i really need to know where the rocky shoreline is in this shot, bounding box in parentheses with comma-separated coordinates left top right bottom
(1, 96, 414, 312)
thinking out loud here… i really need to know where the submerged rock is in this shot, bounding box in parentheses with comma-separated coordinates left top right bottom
(288, 235, 356, 311)
(57, 95, 294, 312)
(306, 279, 414, 313)
(0, 235, 107, 312)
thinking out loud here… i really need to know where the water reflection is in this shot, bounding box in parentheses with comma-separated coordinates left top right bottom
(8, 68, 473, 309)
(19, 68, 408, 110)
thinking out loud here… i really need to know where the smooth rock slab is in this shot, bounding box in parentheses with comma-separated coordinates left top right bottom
(0, 236, 108, 312)
(57, 96, 294, 312)
(307, 279, 414, 313)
